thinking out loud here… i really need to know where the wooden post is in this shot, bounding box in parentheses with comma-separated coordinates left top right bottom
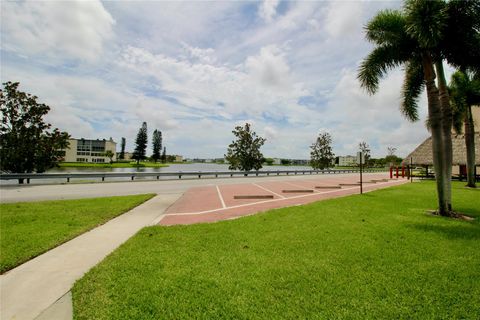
(410, 157, 413, 182)
(360, 152, 363, 194)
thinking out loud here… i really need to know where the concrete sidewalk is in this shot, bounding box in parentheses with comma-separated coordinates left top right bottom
(0, 193, 181, 320)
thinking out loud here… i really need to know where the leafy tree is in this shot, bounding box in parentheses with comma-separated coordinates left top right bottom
(161, 147, 167, 163)
(119, 137, 126, 160)
(152, 129, 162, 163)
(264, 158, 274, 165)
(358, 141, 371, 166)
(450, 70, 480, 188)
(310, 132, 335, 170)
(104, 150, 114, 164)
(225, 123, 266, 171)
(132, 122, 148, 165)
(385, 147, 399, 166)
(280, 159, 291, 165)
(0, 82, 70, 183)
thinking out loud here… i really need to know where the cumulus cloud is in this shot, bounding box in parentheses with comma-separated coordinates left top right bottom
(118, 44, 306, 121)
(245, 45, 292, 90)
(258, 0, 280, 23)
(324, 1, 363, 38)
(322, 68, 429, 157)
(1, 0, 115, 62)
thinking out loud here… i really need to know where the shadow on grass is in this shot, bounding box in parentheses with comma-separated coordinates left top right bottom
(407, 222, 480, 240)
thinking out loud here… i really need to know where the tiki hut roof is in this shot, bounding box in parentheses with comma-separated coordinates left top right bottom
(402, 133, 480, 166)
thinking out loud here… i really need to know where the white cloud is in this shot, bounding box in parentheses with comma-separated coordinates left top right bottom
(324, 1, 364, 38)
(258, 0, 280, 23)
(322, 68, 429, 157)
(246, 45, 292, 90)
(1, 0, 115, 62)
(263, 126, 278, 141)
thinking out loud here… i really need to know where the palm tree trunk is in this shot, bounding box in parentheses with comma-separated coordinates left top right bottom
(435, 61, 453, 212)
(465, 105, 476, 187)
(422, 53, 448, 215)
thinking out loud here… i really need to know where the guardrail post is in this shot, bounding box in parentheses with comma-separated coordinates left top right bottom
(198, 174, 201, 178)
(131, 176, 134, 181)
(27, 178, 30, 184)
(67, 177, 70, 183)
(267, 172, 270, 176)
(157, 176, 159, 180)
(102, 176, 105, 182)
(256, 172, 258, 176)
(215, 173, 218, 178)
(179, 174, 182, 179)
(230, 173, 233, 177)
(277, 172, 279, 176)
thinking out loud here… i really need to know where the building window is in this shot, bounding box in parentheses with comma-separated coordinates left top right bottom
(91, 140, 106, 152)
(76, 158, 87, 162)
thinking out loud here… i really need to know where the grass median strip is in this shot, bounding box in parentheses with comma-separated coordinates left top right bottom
(0, 194, 155, 273)
(72, 182, 479, 319)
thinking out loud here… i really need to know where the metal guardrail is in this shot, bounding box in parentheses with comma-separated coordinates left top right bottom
(0, 168, 387, 184)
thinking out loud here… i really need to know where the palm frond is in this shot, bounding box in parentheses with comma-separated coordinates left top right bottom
(358, 45, 406, 95)
(442, 0, 480, 73)
(401, 59, 424, 122)
(449, 70, 471, 133)
(365, 10, 408, 46)
(405, 0, 448, 49)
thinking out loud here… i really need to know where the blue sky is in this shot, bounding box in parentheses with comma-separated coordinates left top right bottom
(1, 0, 439, 159)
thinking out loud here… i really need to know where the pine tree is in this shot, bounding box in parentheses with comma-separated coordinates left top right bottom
(132, 122, 148, 165)
(119, 137, 126, 160)
(152, 130, 162, 163)
(310, 132, 334, 170)
(161, 146, 167, 163)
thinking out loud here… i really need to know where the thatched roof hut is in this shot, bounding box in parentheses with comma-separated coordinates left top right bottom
(402, 133, 480, 166)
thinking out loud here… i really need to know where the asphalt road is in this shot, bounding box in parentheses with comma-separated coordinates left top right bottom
(0, 172, 388, 203)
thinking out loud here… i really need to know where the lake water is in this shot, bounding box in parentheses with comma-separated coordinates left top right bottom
(47, 163, 314, 173)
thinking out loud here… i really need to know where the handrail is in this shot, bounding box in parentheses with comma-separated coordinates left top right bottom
(0, 168, 388, 184)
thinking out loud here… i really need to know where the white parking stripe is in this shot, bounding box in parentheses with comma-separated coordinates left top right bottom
(252, 183, 285, 199)
(216, 185, 226, 208)
(165, 180, 405, 216)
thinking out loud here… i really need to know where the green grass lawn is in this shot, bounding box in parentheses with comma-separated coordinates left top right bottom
(72, 182, 479, 319)
(58, 162, 170, 168)
(0, 194, 155, 274)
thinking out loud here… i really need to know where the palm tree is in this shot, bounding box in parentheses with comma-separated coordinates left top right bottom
(359, 0, 479, 216)
(404, 0, 480, 209)
(450, 70, 480, 188)
(358, 8, 450, 215)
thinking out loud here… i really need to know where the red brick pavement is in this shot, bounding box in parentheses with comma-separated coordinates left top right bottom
(159, 174, 408, 226)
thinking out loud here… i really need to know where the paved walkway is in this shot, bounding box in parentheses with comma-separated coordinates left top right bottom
(0, 193, 181, 320)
